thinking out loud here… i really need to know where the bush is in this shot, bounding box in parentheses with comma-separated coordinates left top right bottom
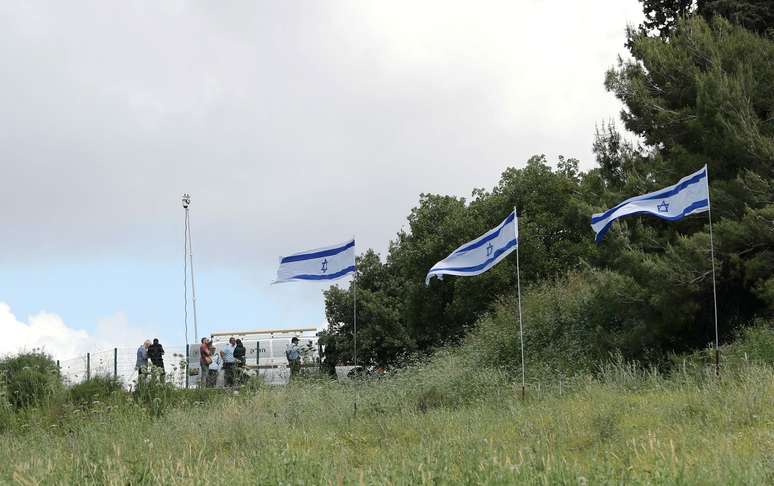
(69, 376, 124, 405)
(672, 320, 774, 373)
(729, 321, 774, 364)
(133, 366, 176, 417)
(463, 269, 649, 379)
(0, 387, 13, 433)
(0, 352, 63, 410)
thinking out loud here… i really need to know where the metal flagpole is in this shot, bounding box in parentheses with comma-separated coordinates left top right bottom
(353, 267, 358, 369)
(353, 241, 358, 416)
(186, 199, 199, 343)
(514, 208, 526, 399)
(705, 168, 720, 377)
(183, 201, 189, 346)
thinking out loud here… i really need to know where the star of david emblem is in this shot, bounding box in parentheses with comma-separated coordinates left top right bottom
(486, 242, 493, 257)
(656, 200, 670, 213)
(321, 259, 328, 273)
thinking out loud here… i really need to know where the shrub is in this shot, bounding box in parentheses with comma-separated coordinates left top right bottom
(69, 375, 124, 405)
(463, 269, 649, 378)
(730, 321, 774, 364)
(672, 319, 774, 373)
(0, 385, 13, 433)
(0, 352, 63, 410)
(133, 366, 175, 417)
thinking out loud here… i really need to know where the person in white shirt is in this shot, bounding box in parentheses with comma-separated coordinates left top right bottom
(220, 337, 237, 387)
(207, 345, 222, 388)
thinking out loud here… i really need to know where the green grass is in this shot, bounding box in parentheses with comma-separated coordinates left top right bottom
(3, 325, 772, 484)
(1, 362, 773, 485)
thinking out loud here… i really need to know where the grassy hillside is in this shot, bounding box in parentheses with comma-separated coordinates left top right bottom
(1, 357, 773, 485)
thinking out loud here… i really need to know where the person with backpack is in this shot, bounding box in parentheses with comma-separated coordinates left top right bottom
(286, 337, 302, 378)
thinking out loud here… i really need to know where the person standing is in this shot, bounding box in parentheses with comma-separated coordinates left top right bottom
(207, 344, 222, 388)
(286, 337, 302, 379)
(221, 337, 237, 388)
(135, 340, 151, 385)
(234, 339, 246, 367)
(233, 339, 247, 386)
(199, 337, 211, 388)
(147, 338, 165, 380)
(322, 339, 338, 379)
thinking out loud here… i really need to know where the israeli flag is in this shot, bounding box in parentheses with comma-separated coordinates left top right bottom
(426, 210, 518, 285)
(591, 165, 709, 242)
(274, 239, 356, 283)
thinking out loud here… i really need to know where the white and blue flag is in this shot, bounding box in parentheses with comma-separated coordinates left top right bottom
(426, 210, 518, 285)
(274, 239, 356, 284)
(591, 165, 709, 242)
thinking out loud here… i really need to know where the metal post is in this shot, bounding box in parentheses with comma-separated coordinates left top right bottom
(113, 348, 118, 379)
(86, 353, 91, 381)
(353, 245, 359, 417)
(186, 206, 199, 343)
(705, 167, 720, 377)
(515, 208, 526, 400)
(185, 344, 190, 389)
(353, 275, 358, 369)
(56, 360, 60, 380)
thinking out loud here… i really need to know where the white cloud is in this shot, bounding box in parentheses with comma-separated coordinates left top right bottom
(1, 302, 151, 361)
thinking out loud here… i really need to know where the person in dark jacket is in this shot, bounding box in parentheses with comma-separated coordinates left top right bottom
(322, 339, 338, 379)
(147, 338, 165, 381)
(234, 339, 246, 367)
(233, 339, 247, 386)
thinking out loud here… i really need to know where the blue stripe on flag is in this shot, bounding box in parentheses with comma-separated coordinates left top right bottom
(280, 240, 355, 264)
(455, 212, 515, 254)
(591, 169, 707, 224)
(594, 199, 709, 242)
(285, 265, 356, 281)
(429, 238, 518, 275)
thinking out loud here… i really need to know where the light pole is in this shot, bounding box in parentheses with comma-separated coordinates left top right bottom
(182, 194, 199, 343)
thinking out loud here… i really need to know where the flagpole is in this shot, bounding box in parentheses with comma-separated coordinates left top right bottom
(353, 272, 358, 370)
(514, 208, 526, 400)
(705, 166, 720, 377)
(352, 240, 358, 416)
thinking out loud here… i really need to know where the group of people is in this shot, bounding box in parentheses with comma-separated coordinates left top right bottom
(135, 338, 166, 381)
(199, 336, 307, 386)
(135, 335, 308, 388)
(199, 337, 247, 387)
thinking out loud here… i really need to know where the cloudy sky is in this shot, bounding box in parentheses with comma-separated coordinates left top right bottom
(1, 1, 643, 360)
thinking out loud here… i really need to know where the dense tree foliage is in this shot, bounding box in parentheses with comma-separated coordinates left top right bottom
(323, 156, 600, 365)
(322, 8, 773, 368)
(604, 15, 774, 329)
(639, 0, 774, 36)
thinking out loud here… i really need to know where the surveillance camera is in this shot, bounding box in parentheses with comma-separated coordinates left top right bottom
(182, 193, 191, 208)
